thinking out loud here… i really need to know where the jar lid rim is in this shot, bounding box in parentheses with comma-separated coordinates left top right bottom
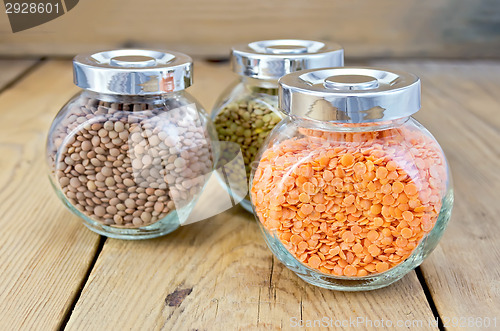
(73, 49, 193, 95)
(278, 67, 421, 123)
(231, 40, 344, 80)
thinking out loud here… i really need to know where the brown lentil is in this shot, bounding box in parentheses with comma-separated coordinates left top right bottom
(49, 97, 213, 228)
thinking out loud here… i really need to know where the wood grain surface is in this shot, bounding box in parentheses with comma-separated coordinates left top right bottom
(65, 210, 437, 331)
(189, 61, 235, 112)
(64, 61, 438, 331)
(0, 60, 101, 330)
(1, 59, 499, 330)
(372, 61, 500, 329)
(0, 0, 499, 59)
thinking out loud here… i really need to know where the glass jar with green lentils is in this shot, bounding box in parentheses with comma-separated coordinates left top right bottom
(212, 40, 344, 212)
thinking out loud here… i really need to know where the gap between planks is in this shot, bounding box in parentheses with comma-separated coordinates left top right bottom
(0, 58, 43, 93)
(57, 236, 107, 331)
(416, 267, 445, 331)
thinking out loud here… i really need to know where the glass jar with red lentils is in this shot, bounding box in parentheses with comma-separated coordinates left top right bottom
(46, 50, 217, 239)
(250, 67, 453, 290)
(212, 40, 343, 212)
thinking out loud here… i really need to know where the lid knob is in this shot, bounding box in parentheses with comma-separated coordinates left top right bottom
(324, 75, 379, 90)
(265, 45, 308, 54)
(231, 39, 344, 80)
(73, 49, 192, 95)
(110, 55, 157, 68)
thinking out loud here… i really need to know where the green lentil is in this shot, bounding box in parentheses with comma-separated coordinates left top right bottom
(214, 94, 281, 181)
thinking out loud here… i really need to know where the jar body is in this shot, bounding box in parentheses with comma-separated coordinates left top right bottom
(212, 77, 282, 212)
(47, 90, 217, 239)
(250, 117, 453, 290)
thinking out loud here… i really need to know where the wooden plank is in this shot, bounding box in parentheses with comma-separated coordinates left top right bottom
(0, 60, 101, 330)
(66, 213, 437, 330)
(372, 60, 500, 329)
(0, 59, 38, 89)
(65, 61, 437, 331)
(0, 0, 499, 59)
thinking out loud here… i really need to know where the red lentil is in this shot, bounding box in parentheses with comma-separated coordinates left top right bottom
(251, 125, 447, 277)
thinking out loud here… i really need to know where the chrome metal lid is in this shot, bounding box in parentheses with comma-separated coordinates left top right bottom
(231, 40, 344, 80)
(73, 49, 193, 95)
(279, 67, 421, 123)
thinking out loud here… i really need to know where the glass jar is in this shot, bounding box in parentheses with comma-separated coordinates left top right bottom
(212, 40, 343, 212)
(46, 50, 217, 239)
(250, 68, 453, 290)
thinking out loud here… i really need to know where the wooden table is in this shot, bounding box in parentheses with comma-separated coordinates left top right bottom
(0, 59, 498, 330)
